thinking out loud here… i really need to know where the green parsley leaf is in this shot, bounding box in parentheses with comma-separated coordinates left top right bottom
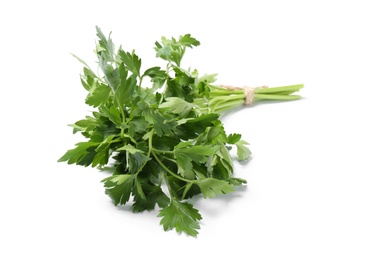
(117, 144, 143, 154)
(92, 135, 116, 167)
(98, 105, 122, 127)
(68, 115, 97, 134)
(142, 66, 166, 79)
(174, 142, 219, 177)
(95, 26, 115, 62)
(128, 152, 151, 174)
(159, 97, 194, 118)
(119, 49, 141, 77)
(235, 139, 251, 161)
(140, 105, 176, 137)
(227, 133, 242, 144)
(102, 174, 135, 206)
(154, 34, 200, 66)
(85, 81, 111, 107)
(179, 34, 200, 47)
(158, 197, 202, 237)
(115, 73, 137, 107)
(132, 181, 169, 212)
(196, 178, 235, 198)
(58, 141, 99, 166)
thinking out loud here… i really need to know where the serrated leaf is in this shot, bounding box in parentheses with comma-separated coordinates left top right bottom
(174, 143, 219, 177)
(115, 74, 137, 107)
(132, 182, 170, 212)
(98, 56, 120, 90)
(117, 144, 143, 154)
(156, 45, 173, 61)
(102, 174, 135, 206)
(159, 97, 194, 117)
(142, 66, 166, 79)
(165, 77, 186, 99)
(170, 51, 183, 66)
(141, 107, 176, 137)
(196, 178, 235, 198)
(179, 34, 200, 47)
(119, 49, 141, 77)
(99, 105, 122, 126)
(158, 198, 202, 237)
(154, 34, 199, 66)
(235, 140, 251, 161)
(128, 117, 148, 136)
(173, 67, 195, 86)
(58, 141, 99, 165)
(92, 135, 116, 167)
(85, 82, 111, 107)
(227, 133, 241, 144)
(128, 152, 151, 174)
(177, 113, 219, 127)
(69, 116, 97, 134)
(96, 26, 115, 62)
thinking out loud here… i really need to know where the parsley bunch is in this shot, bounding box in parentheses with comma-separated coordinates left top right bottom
(59, 27, 303, 236)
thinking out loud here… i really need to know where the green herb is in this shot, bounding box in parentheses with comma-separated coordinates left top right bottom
(59, 26, 303, 237)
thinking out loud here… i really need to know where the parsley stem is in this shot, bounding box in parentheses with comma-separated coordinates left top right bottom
(147, 129, 154, 157)
(114, 98, 127, 137)
(151, 150, 194, 183)
(254, 94, 301, 101)
(151, 148, 174, 154)
(194, 84, 304, 113)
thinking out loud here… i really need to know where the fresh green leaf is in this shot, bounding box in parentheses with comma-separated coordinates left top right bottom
(142, 66, 166, 79)
(141, 106, 176, 137)
(58, 141, 99, 166)
(117, 144, 143, 154)
(158, 198, 202, 237)
(92, 135, 116, 167)
(102, 174, 135, 206)
(174, 142, 219, 177)
(98, 56, 120, 90)
(99, 105, 122, 126)
(128, 152, 151, 174)
(69, 116, 97, 134)
(196, 178, 235, 198)
(179, 34, 200, 47)
(132, 182, 170, 212)
(235, 140, 251, 161)
(115, 73, 137, 107)
(119, 49, 141, 77)
(86, 82, 111, 107)
(96, 26, 115, 62)
(159, 97, 194, 117)
(227, 133, 241, 144)
(173, 67, 195, 86)
(154, 34, 200, 66)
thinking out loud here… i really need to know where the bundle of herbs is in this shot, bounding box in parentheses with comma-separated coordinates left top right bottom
(59, 27, 303, 236)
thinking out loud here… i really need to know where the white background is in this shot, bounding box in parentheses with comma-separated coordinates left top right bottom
(1, 0, 375, 259)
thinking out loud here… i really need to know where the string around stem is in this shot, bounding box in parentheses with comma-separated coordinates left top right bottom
(220, 85, 268, 105)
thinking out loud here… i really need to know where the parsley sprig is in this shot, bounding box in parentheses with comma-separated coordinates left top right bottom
(59, 27, 303, 237)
